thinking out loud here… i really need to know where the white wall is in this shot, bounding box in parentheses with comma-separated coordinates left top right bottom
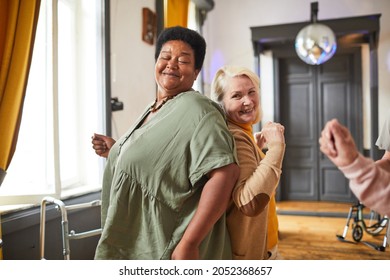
(110, 0, 390, 140)
(110, 0, 156, 138)
(201, 0, 390, 133)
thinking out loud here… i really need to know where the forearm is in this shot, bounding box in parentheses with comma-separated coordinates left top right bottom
(185, 164, 238, 243)
(340, 154, 390, 215)
(234, 142, 285, 216)
(172, 163, 239, 259)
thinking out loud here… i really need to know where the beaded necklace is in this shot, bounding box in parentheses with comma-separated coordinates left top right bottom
(149, 95, 175, 113)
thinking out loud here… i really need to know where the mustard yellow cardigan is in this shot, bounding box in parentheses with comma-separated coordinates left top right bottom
(226, 121, 285, 259)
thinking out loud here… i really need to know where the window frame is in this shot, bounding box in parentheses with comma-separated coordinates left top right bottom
(0, 0, 111, 209)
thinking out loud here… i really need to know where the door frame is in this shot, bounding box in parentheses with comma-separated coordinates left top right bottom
(273, 47, 363, 202)
(250, 14, 381, 160)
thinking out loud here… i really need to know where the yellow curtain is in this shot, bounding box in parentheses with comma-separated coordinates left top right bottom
(0, 0, 41, 260)
(164, 0, 189, 28)
(0, 0, 41, 185)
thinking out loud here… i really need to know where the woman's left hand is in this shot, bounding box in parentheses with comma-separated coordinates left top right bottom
(257, 122, 285, 146)
(254, 132, 266, 149)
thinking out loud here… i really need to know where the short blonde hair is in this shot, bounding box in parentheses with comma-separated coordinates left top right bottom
(210, 65, 262, 123)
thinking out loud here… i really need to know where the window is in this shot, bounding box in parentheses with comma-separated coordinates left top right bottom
(0, 0, 107, 207)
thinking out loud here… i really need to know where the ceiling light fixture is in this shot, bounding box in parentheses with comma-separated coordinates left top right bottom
(295, 2, 337, 65)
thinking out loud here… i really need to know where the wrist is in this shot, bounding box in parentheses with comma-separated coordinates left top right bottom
(177, 237, 199, 251)
(339, 151, 359, 168)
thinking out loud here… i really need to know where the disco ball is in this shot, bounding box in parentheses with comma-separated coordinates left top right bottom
(295, 23, 337, 65)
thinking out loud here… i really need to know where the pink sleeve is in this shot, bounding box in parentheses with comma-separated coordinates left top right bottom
(339, 154, 390, 216)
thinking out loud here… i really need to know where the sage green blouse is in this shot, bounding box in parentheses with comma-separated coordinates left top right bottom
(94, 91, 237, 260)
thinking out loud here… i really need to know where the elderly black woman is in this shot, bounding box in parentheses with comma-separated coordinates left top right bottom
(93, 26, 239, 260)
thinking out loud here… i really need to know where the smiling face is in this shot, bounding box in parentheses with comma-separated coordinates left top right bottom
(222, 75, 260, 125)
(155, 40, 200, 98)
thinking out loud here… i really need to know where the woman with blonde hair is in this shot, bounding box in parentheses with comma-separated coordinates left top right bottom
(211, 65, 285, 259)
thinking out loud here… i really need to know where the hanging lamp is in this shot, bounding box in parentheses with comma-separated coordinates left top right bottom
(295, 2, 337, 65)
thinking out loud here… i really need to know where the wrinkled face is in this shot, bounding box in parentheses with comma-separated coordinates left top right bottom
(155, 40, 200, 96)
(222, 75, 259, 125)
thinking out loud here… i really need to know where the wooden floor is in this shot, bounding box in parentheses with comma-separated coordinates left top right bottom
(276, 201, 390, 260)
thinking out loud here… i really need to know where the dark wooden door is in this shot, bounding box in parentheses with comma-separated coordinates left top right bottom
(275, 48, 363, 202)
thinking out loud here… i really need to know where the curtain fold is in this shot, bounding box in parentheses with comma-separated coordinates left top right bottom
(0, 0, 41, 260)
(0, 0, 41, 187)
(164, 0, 189, 28)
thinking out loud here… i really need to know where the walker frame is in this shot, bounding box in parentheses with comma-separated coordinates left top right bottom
(336, 201, 389, 251)
(40, 196, 102, 260)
